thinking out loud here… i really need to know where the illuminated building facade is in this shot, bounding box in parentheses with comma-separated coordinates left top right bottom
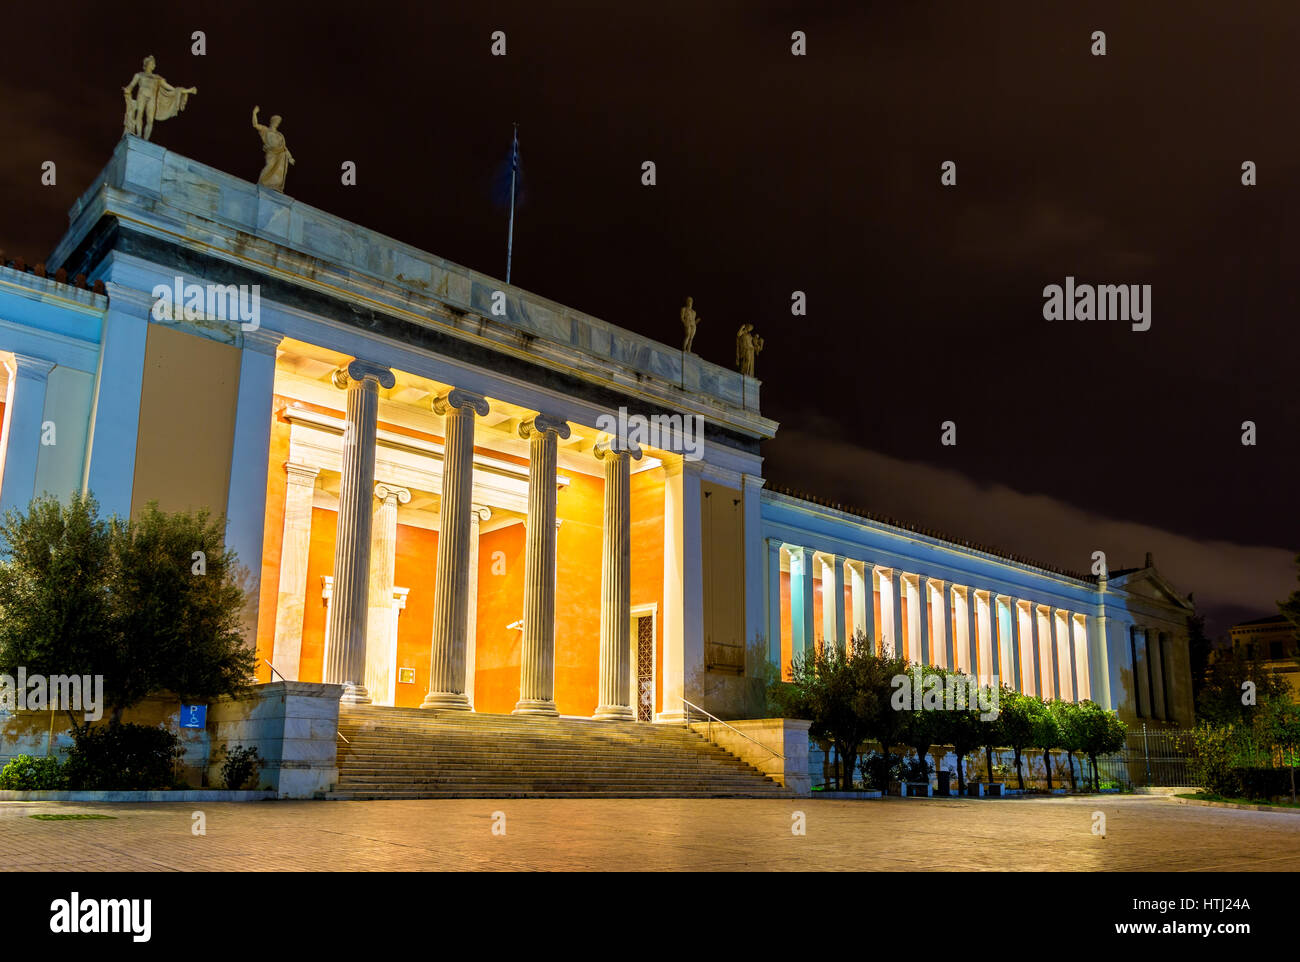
(0, 136, 1195, 730)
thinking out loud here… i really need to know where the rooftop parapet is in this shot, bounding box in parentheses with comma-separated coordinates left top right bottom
(51, 136, 775, 440)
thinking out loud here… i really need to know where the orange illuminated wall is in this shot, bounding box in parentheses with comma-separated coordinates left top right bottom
(474, 521, 526, 713)
(630, 468, 666, 715)
(553, 470, 604, 714)
(392, 523, 438, 707)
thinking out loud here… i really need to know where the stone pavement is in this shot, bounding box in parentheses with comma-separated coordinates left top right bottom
(1, 794, 1298, 871)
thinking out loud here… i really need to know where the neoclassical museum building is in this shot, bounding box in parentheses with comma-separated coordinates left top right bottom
(0, 136, 1196, 740)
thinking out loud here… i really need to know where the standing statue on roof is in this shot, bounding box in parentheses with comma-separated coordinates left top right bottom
(122, 55, 197, 141)
(680, 296, 701, 353)
(736, 323, 764, 377)
(252, 106, 295, 192)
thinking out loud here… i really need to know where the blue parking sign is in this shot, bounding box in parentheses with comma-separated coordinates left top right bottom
(180, 704, 207, 729)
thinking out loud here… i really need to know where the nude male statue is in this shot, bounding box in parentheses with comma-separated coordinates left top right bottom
(122, 55, 197, 141)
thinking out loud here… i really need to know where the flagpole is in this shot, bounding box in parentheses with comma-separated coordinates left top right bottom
(506, 123, 518, 284)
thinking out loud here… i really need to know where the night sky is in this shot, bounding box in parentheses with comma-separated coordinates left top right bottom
(1, 1, 1295, 637)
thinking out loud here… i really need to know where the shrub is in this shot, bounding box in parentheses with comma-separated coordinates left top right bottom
(0, 754, 66, 790)
(218, 744, 261, 790)
(63, 723, 182, 790)
(1234, 767, 1296, 801)
(858, 750, 900, 790)
(1187, 724, 1244, 798)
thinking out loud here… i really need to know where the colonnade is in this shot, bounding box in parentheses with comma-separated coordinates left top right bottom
(280, 357, 642, 716)
(766, 541, 1095, 702)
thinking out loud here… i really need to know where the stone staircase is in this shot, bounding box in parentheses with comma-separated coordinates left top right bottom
(327, 705, 793, 799)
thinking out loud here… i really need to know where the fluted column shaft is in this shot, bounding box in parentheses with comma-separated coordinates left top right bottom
(324, 359, 395, 703)
(423, 390, 490, 710)
(515, 414, 571, 715)
(594, 441, 641, 720)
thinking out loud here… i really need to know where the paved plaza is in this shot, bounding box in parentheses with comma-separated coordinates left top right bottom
(1, 795, 1297, 872)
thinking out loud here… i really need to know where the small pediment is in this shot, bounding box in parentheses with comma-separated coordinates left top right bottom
(1108, 567, 1192, 611)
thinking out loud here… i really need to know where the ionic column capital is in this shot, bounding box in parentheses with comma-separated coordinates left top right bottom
(433, 388, 489, 418)
(373, 482, 412, 505)
(519, 413, 571, 440)
(471, 504, 492, 523)
(331, 359, 396, 390)
(595, 437, 643, 460)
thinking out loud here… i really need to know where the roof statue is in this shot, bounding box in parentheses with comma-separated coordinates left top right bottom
(680, 296, 701, 353)
(122, 55, 196, 141)
(252, 106, 295, 192)
(736, 323, 763, 377)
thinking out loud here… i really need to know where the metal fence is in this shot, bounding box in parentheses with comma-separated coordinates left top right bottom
(1092, 724, 1195, 789)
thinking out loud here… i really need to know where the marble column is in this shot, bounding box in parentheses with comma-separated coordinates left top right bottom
(323, 359, 394, 704)
(831, 556, 847, 652)
(1149, 629, 1167, 719)
(964, 588, 978, 679)
(464, 505, 490, 708)
(270, 462, 320, 680)
(789, 546, 814, 658)
(915, 576, 930, 665)
(514, 413, 571, 715)
(849, 561, 868, 653)
(423, 389, 490, 710)
(1024, 603, 1043, 697)
(365, 482, 410, 706)
(1006, 597, 1024, 692)
(888, 569, 904, 658)
(594, 439, 641, 720)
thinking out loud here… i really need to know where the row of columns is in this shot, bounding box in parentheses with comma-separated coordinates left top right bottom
(311, 358, 644, 718)
(767, 542, 1095, 702)
(1129, 625, 1170, 720)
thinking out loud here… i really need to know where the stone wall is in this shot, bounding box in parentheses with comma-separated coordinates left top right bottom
(0, 682, 341, 799)
(690, 718, 811, 795)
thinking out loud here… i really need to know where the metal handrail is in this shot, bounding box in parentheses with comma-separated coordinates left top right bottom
(264, 659, 348, 745)
(681, 697, 783, 760)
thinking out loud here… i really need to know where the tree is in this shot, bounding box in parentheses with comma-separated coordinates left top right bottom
(1076, 700, 1128, 791)
(979, 689, 1007, 787)
(1254, 698, 1300, 803)
(1051, 700, 1085, 792)
(1278, 553, 1300, 650)
(899, 664, 945, 781)
(935, 671, 986, 794)
(1196, 647, 1290, 728)
(1030, 698, 1061, 791)
(0, 493, 117, 729)
(0, 494, 255, 728)
(1185, 612, 1213, 704)
(996, 688, 1037, 791)
(770, 634, 905, 791)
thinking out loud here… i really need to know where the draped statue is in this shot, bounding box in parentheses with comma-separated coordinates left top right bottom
(122, 55, 197, 141)
(252, 106, 295, 192)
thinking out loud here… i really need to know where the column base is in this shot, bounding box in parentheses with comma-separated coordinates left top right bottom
(654, 711, 689, 724)
(512, 699, 558, 716)
(420, 691, 472, 711)
(593, 705, 634, 722)
(339, 683, 372, 706)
